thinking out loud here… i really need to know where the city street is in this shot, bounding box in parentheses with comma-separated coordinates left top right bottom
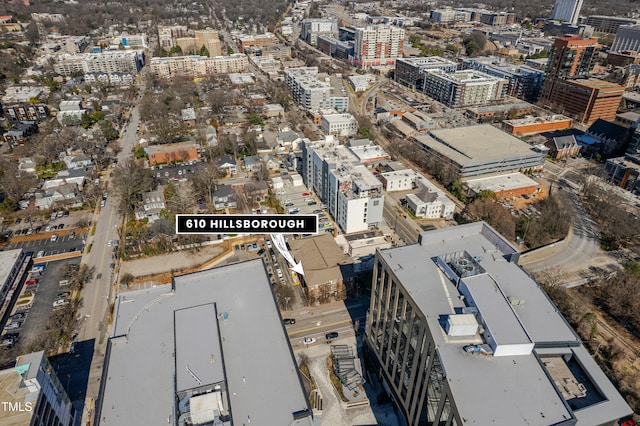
(78, 105, 141, 423)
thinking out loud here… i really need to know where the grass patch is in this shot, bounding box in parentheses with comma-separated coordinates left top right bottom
(91, 223, 96, 236)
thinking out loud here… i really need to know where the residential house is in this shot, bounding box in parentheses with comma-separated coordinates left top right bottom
(34, 183, 79, 209)
(217, 155, 237, 176)
(42, 168, 88, 190)
(275, 130, 303, 150)
(545, 135, 581, 159)
(213, 184, 237, 210)
(135, 190, 166, 223)
(4, 122, 38, 146)
(205, 125, 218, 147)
(62, 153, 92, 169)
(181, 107, 196, 127)
(242, 155, 262, 172)
(18, 157, 36, 174)
(244, 180, 269, 204)
(57, 100, 85, 125)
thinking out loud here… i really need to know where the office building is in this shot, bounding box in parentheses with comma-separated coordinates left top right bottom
(539, 36, 623, 123)
(0, 351, 77, 425)
(612, 24, 640, 53)
(479, 12, 516, 26)
(97, 260, 314, 425)
(317, 36, 354, 61)
(551, 0, 583, 25)
(429, 9, 471, 23)
(414, 125, 546, 177)
(365, 222, 633, 426)
(423, 69, 508, 108)
(300, 18, 338, 46)
(605, 154, 640, 194)
(586, 15, 638, 34)
(289, 234, 355, 302)
(543, 78, 625, 124)
(351, 25, 405, 67)
(284, 67, 349, 112)
(53, 50, 145, 76)
(395, 57, 458, 91)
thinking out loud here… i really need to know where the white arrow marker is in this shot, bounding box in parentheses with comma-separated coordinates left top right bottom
(270, 234, 305, 276)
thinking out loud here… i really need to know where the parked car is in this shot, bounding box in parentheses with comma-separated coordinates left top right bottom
(50, 234, 58, 242)
(36, 251, 44, 258)
(4, 322, 21, 330)
(107, 240, 113, 247)
(57, 292, 70, 299)
(11, 313, 26, 321)
(325, 331, 339, 340)
(53, 299, 69, 308)
(302, 337, 316, 345)
(26, 278, 38, 286)
(257, 248, 265, 255)
(283, 318, 296, 325)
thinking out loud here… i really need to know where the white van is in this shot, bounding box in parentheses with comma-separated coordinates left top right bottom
(58, 280, 70, 287)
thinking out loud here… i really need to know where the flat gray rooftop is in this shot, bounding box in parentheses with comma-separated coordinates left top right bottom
(377, 222, 632, 424)
(99, 259, 312, 426)
(0, 249, 22, 284)
(415, 125, 541, 167)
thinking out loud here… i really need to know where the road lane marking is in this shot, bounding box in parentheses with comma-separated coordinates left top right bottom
(288, 319, 351, 336)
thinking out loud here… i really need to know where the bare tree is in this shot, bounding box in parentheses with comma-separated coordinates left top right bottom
(111, 158, 154, 216)
(164, 181, 197, 214)
(0, 158, 38, 205)
(192, 165, 220, 208)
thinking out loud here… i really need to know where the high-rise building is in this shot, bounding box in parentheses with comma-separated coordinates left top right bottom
(351, 25, 405, 67)
(550, 0, 583, 25)
(283, 67, 349, 112)
(540, 36, 624, 124)
(365, 222, 633, 426)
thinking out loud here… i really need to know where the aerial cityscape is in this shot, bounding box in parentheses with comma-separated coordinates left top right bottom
(0, 0, 639, 424)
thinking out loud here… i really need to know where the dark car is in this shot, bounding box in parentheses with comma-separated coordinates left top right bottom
(59, 223, 65, 229)
(257, 248, 266, 255)
(283, 318, 296, 325)
(4, 333, 19, 341)
(325, 331, 339, 340)
(14, 218, 21, 224)
(11, 313, 26, 320)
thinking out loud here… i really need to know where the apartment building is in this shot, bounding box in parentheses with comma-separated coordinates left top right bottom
(365, 222, 633, 426)
(429, 9, 471, 23)
(423, 69, 508, 108)
(175, 29, 221, 56)
(284, 67, 349, 112)
(149, 54, 248, 79)
(237, 33, 277, 52)
(395, 57, 458, 91)
(53, 50, 145, 76)
(157, 24, 188, 49)
(352, 25, 405, 67)
(300, 18, 338, 46)
(301, 137, 384, 234)
(321, 113, 358, 137)
(462, 57, 545, 102)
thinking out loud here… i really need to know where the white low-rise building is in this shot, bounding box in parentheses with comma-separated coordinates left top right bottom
(321, 113, 358, 137)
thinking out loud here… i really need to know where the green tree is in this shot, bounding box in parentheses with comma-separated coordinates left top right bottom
(169, 45, 183, 56)
(248, 114, 264, 126)
(198, 45, 210, 57)
(134, 145, 146, 159)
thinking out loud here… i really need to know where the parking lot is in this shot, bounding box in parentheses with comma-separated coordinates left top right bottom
(151, 161, 200, 185)
(275, 183, 335, 233)
(5, 230, 88, 258)
(2, 259, 78, 349)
